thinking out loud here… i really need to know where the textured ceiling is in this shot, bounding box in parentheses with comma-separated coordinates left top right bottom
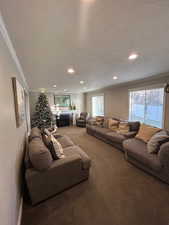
(1, 0, 169, 93)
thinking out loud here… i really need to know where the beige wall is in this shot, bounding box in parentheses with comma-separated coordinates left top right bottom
(29, 92, 85, 117)
(0, 23, 29, 225)
(85, 74, 169, 129)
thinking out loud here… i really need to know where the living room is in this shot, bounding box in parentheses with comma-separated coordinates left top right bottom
(0, 1, 169, 225)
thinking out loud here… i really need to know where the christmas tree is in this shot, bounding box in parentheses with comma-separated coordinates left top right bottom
(31, 93, 53, 129)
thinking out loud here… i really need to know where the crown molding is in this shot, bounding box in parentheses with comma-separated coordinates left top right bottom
(0, 12, 29, 91)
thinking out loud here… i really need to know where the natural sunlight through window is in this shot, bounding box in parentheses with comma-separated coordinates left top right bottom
(92, 95, 104, 117)
(129, 87, 165, 128)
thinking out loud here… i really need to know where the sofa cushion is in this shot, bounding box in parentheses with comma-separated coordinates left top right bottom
(123, 138, 162, 171)
(128, 121, 140, 132)
(94, 126, 111, 134)
(57, 135, 74, 148)
(147, 130, 169, 154)
(64, 146, 91, 170)
(136, 124, 161, 143)
(86, 124, 96, 131)
(106, 132, 126, 144)
(29, 127, 42, 141)
(123, 131, 137, 138)
(29, 138, 53, 171)
(77, 119, 85, 122)
(117, 122, 130, 133)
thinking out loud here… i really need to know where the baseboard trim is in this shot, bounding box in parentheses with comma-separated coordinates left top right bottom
(17, 197, 23, 225)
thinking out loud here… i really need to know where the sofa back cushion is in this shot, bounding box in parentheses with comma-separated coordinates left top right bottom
(118, 122, 130, 133)
(136, 124, 161, 143)
(147, 130, 169, 153)
(29, 138, 53, 171)
(29, 127, 42, 141)
(128, 121, 140, 132)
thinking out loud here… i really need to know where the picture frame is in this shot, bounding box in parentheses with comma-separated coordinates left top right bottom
(54, 95, 71, 108)
(12, 77, 25, 127)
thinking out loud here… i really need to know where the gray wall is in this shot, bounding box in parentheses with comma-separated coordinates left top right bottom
(0, 23, 29, 225)
(85, 74, 169, 129)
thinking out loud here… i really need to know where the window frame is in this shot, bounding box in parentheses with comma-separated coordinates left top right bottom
(91, 94, 105, 117)
(128, 84, 166, 128)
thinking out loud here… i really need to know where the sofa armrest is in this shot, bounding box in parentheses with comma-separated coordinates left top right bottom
(87, 117, 96, 125)
(123, 131, 137, 138)
(158, 142, 169, 170)
(25, 154, 82, 204)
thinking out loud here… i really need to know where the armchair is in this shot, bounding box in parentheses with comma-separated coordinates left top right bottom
(76, 112, 89, 127)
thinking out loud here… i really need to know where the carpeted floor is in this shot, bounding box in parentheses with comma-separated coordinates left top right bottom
(22, 126, 169, 225)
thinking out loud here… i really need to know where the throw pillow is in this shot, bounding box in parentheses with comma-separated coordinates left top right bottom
(147, 130, 169, 153)
(96, 116, 104, 127)
(117, 122, 130, 134)
(43, 128, 52, 136)
(136, 124, 161, 143)
(42, 133, 51, 148)
(50, 135, 65, 159)
(108, 119, 119, 131)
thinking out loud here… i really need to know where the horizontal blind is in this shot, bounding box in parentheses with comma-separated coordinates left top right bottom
(129, 87, 164, 128)
(92, 95, 104, 117)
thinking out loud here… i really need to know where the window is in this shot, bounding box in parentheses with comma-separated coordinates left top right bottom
(129, 87, 165, 128)
(92, 95, 104, 117)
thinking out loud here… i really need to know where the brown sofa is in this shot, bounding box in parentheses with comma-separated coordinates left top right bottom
(87, 117, 169, 184)
(123, 135, 169, 184)
(25, 128, 91, 205)
(86, 117, 140, 151)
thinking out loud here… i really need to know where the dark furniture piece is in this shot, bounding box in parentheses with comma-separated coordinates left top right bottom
(123, 136, 169, 184)
(86, 117, 140, 151)
(56, 113, 72, 127)
(76, 112, 89, 127)
(25, 127, 91, 205)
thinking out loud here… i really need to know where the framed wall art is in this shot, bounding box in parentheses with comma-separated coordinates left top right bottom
(12, 77, 25, 127)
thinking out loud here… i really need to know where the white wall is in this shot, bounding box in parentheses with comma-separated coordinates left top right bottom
(85, 74, 169, 129)
(0, 17, 29, 225)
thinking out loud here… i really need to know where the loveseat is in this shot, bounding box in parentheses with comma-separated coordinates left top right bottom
(86, 117, 140, 151)
(123, 133, 169, 184)
(25, 127, 91, 205)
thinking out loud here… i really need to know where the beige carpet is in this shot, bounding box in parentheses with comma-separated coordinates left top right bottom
(22, 126, 169, 225)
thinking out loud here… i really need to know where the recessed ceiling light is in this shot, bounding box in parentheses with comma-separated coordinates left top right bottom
(113, 76, 118, 80)
(80, 80, 85, 84)
(67, 68, 75, 74)
(128, 53, 139, 60)
(53, 85, 57, 88)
